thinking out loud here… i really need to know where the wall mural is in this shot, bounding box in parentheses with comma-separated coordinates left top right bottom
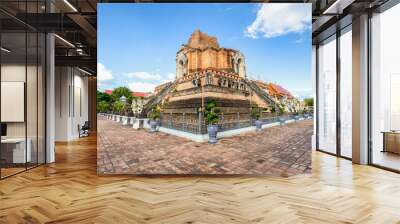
(97, 3, 313, 176)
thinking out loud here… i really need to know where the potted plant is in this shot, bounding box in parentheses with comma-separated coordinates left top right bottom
(251, 103, 262, 132)
(277, 105, 286, 126)
(204, 100, 220, 144)
(293, 111, 299, 121)
(147, 105, 161, 132)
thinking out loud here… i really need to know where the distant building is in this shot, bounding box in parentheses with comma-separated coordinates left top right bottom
(103, 90, 151, 98)
(132, 92, 151, 98)
(253, 81, 300, 112)
(104, 89, 113, 95)
(103, 90, 151, 116)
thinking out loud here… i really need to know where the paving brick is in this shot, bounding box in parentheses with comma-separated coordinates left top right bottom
(97, 117, 313, 176)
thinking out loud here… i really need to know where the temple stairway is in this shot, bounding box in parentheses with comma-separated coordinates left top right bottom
(244, 79, 279, 109)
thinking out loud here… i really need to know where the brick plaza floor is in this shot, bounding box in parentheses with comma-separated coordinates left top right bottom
(97, 117, 312, 176)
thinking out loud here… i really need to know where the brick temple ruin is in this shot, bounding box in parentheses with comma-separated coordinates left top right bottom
(140, 30, 301, 133)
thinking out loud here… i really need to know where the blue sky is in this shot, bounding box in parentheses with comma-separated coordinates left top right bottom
(98, 3, 312, 99)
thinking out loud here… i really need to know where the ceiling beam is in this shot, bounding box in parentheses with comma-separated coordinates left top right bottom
(55, 55, 96, 73)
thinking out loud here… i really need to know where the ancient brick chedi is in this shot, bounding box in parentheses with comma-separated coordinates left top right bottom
(176, 29, 246, 79)
(145, 30, 298, 132)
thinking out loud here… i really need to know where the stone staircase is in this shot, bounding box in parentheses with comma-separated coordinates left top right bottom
(144, 79, 277, 113)
(144, 81, 177, 110)
(244, 79, 278, 108)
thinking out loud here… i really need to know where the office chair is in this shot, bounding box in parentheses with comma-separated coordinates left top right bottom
(79, 121, 90, 138)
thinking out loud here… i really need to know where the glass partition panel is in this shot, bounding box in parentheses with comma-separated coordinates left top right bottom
(37, 32, 45, 165)
(1, 31, 27, 177)
(317, 35, 337, 154)
(27, 30, 38, 169)
(339, 27, 352, 158)
(0, 1, 46, 179)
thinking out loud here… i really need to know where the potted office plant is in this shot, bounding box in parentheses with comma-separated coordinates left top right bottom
(251, 103, 262, 132)
(204, 100, 220, 144)
(147, 105, 161, 132)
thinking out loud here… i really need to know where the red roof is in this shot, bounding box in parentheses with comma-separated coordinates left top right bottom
(267, 83, 293, 98)
(104, 90, 150, 98)
(132, 92, 150, 97)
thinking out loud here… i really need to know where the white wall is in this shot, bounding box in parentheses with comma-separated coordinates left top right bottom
(55, 67, 89, 141)
(1, 63, 47, 164)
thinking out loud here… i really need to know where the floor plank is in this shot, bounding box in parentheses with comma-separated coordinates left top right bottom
(0, 135, 399, 223)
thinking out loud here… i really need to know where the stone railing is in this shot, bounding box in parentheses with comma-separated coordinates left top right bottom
(244, 80, 277, 107)
(159, 112, 311, 135)
(170, 84, 249, 98)
(98, 112, 313, 135)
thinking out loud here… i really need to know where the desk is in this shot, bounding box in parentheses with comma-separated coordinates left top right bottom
(382, 131, 400, 154)
(1, 138, 31, 163)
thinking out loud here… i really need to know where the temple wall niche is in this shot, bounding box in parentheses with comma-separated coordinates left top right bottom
(231, 52, 246, 78)
(176, 52, 188, 79)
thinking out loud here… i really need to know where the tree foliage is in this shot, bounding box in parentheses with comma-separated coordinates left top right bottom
(97, 101, 110, 113)
(113, 101, 125, 115)
(111, 87, 134, 104)
(303, 98, 314, 107)
(97, 90, 111, 103)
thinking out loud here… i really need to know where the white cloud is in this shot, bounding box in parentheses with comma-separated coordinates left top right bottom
(154, 72, 176, 84)
(166, 73, 176, 81)
(125, 72, 162, 81)
(294, 38, 304, 43)
(245, 4, 311, 39)
(129, 82, 157, 92)
(97, 63, 113, 81)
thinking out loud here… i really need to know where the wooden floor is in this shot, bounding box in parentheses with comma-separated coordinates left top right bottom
(1, 135, 400, 223)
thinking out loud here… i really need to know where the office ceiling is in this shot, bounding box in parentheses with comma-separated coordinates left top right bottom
(310, 0, 391, 43)
(0, 0, 98, 74)
(1, 0, 396, 73)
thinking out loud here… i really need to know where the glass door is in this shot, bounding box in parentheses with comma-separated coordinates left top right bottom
(0, 1, 47, 179)
(370, 3, 400, 171)
(1, 30, 28, 178)
(317, 35, 337, 154)
(339, 26, 352, 158)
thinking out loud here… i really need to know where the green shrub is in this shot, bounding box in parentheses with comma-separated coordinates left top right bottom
(147, 105, 161, 120)
(278, 106, 285, 116)
(250, 103, 261, 120)
(204, 100, 220, 125)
